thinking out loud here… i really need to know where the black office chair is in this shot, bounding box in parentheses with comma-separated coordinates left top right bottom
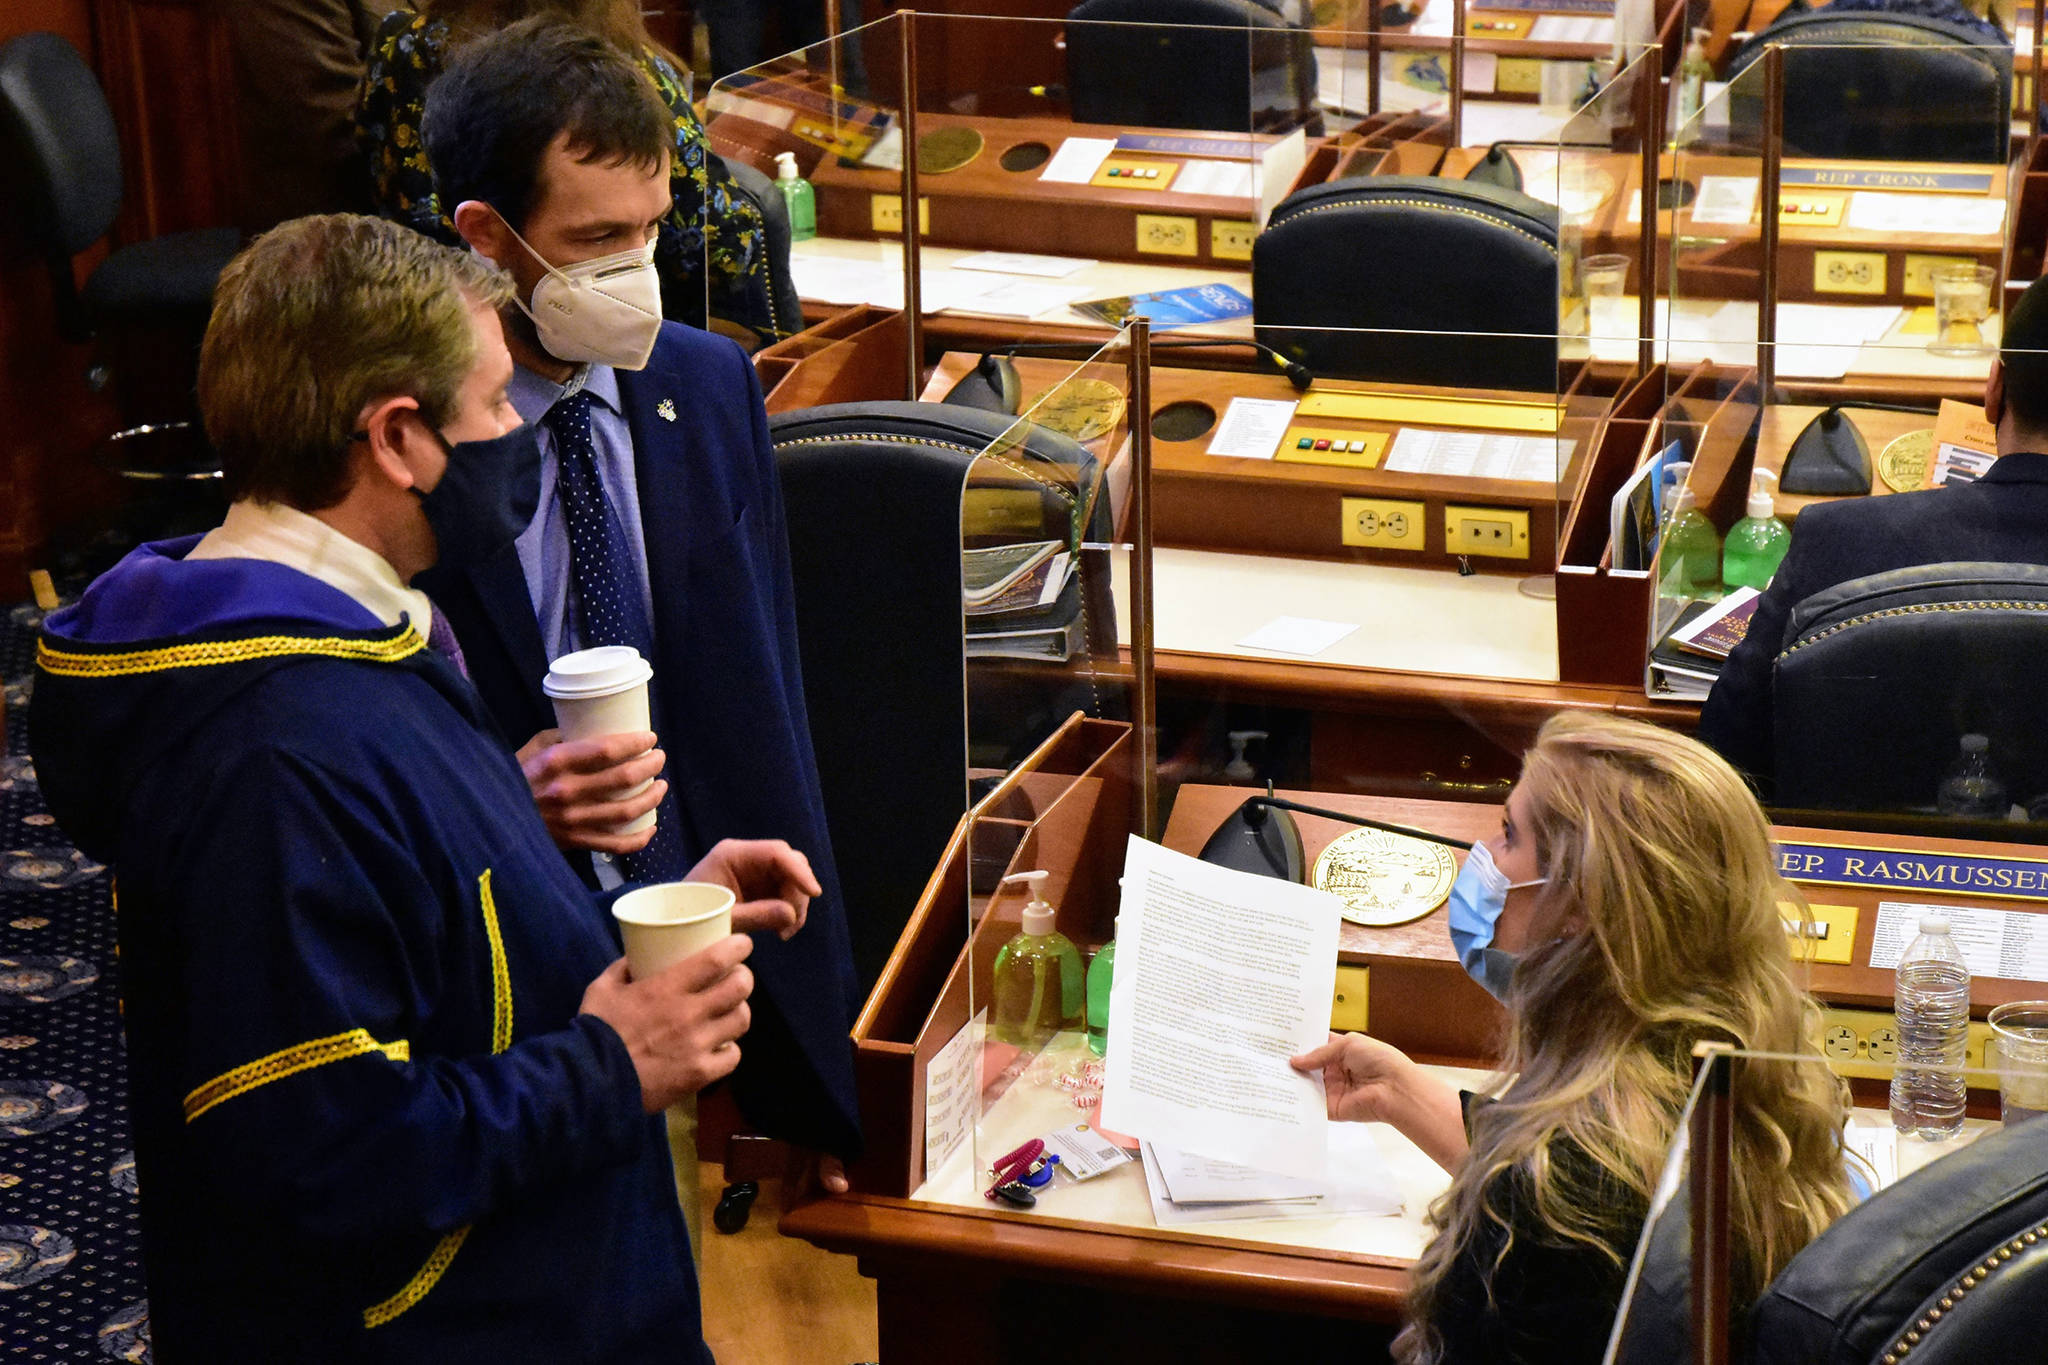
(0, 31, 238, 480)
(1725, 12, 2012, 164)
(716, 155, 802, 344)
(1610, 1104, 2048, 1363)
(1770, 562, 2048, 812)
(1745, 1115, 2048, 1363)
(1064, 0, 1320, 135)
(1253, 175, 1560, 390)
(768, 400, 1109, 994)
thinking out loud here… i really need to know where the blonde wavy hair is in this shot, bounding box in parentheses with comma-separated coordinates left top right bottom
(1399, 713, 1855, 1363)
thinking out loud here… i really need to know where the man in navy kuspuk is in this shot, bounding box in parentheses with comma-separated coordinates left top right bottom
(31, 214, 813, 1361)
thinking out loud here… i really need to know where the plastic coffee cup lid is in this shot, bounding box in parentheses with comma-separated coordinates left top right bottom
(542, 645, 652, 699)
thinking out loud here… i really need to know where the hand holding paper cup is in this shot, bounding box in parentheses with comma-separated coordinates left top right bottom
(543, 646, 657, 835)
(613, 881, 737, 981)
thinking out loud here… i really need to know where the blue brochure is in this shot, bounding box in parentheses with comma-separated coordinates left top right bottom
(1070, 283, 1255, 330)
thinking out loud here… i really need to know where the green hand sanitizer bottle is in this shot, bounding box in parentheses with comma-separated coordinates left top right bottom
(991, 871, 1083, 1048)
(1722, 468, 1790, 590)
(774, 151, 816, 243)
(1659, 463, 1723, 600)
(1086, 928, 1117, 1057)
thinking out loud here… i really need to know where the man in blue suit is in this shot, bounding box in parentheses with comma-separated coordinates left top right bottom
(416, 20, 860, 1205)
(1700, 275, 2048, 795)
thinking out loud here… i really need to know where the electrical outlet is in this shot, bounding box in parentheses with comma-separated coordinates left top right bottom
(1904, 253, 1977, 298)
(1811, 1005, 1994, 1083)
(1331, 965, 1369, 1032)
(1340, 497, 1426, 549)
(1134, 214, 1199, 257)
(1444, 505, 1530, 559)
(1813, 250, 1887, 296)
(870, 194, 930, 233)
(1211, 220, 1259, 261)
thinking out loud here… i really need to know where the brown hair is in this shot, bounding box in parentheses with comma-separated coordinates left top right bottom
(1399, 714, 1854, 1362)
(198, 213, 513, 510)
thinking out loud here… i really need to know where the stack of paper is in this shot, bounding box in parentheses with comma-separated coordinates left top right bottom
(1139, 1126, 1405, 1226)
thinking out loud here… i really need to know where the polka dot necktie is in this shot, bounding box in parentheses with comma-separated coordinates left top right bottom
(544, 391, 688, 884)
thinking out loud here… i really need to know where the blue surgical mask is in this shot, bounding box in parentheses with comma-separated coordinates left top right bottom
(1446, 840, 1546, 1001)
(417, 422, 542, 569)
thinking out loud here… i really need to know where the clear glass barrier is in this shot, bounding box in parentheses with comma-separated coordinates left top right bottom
(1609, 1044, 2035, 1361)
(1638, 39, 2023, 774)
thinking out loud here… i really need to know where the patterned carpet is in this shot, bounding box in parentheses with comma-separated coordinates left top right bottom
(0, 603, 151, 1363)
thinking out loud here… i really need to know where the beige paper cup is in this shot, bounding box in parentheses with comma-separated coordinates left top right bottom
(542, 645, 657, 835)
(612, 881, 736, 980)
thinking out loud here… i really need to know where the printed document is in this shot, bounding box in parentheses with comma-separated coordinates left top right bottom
(1100, 836, 1340, 1178)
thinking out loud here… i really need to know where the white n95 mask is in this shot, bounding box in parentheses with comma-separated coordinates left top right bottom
(500, 217, 663, 371)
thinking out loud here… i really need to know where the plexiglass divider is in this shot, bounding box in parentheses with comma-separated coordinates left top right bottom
(1608, 1044, 2042, 1364)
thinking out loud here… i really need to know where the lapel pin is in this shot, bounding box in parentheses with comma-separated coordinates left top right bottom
(656, 398, 677, 422)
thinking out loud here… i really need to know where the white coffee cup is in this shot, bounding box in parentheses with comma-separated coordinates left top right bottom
(542, 645, 657, 835)
(612, 881, 737, 980)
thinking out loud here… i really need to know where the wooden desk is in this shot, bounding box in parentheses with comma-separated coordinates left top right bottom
(789, 767, 2042, 1356)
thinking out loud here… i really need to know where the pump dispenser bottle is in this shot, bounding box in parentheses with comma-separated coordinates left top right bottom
(1659, 463, 1723, 600)
(991, 871, 1084, 1047)
(774, 152, 817, 242)
(1722, 468, 1790, 589)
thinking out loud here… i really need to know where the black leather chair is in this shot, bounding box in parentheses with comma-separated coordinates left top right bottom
(0, 31, 238, 479)
(1725, 13, 2012, 163)
(1611, 1107, 2048, 1363)
(1253, 175, 1560, 390)
(1744, 1115, 2048, 1363)
(1065, 0, 1320, 135)
(768, 400, 1107, 993)
(717, 155, 802, 344)
(1770, 562, 2048, 812)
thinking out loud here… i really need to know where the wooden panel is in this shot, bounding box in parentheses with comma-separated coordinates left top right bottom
(92, 0, 239, 240)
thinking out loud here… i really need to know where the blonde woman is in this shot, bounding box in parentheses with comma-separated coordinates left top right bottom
(1293, 714, 1855, 1363)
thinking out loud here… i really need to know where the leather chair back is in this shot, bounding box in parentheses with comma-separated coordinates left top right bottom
(1065, 0, 1318, 134)
(769, 401, 1103, 991)
(1253, 174, 1559, 390)
(0, 32, 124, 338)
(1744, 1115, 2048, 1364)
(1772, 562, 2048, 812)
(1725, 13, 2011, 163)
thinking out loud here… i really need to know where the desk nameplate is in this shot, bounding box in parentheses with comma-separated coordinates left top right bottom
(1777, 840, 2048, 904)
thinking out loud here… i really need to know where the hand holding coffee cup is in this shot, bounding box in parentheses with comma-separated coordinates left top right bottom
(541, 646, 660, 838)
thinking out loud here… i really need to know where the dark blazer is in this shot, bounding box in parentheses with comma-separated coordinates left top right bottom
(1699, 451, 2048, 794)
(422, 323, 861, 1157)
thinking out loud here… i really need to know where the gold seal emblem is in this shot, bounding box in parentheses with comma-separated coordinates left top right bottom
(1028, 378, 1127, 443)
(916, 126, 985, 176)
(1312, 827, 1457, 927)
(1877, 428, 1933, 493)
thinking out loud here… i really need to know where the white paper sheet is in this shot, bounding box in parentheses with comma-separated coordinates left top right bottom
(1039, 136, 1119, 184)
(1384, 428, 1566, 483)
(1100, 837, 1340, 1178)
(924, 1012, 984, 1178)
(1528, 14, 1614, 42)
(1846, 1120, 1900, 1193)
(1236, 616, 1361, 656)
(1205, 397, 1299, 460)
(1462, 52, 1499, 93)
(1870, 901, 2048, 981)
(1171, 159, 1259, 200)
(1845, 191, 2005, 239)
(951, 251, 1096, 278)
(1139, 1124, 1404, 1225)
(1690, 175, 1759, 226)
(941, 279, 1089, 320)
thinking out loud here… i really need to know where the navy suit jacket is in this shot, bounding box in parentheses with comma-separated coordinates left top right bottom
(1698, 451, 2048, 795)
(422, 323, 861, 1157)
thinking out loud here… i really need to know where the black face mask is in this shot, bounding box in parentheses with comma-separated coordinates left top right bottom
(416, 422, 543, 569)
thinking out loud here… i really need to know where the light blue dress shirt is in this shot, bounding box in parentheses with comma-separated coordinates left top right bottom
(509, 362, 659, 661)
(509, 361, 660, 889)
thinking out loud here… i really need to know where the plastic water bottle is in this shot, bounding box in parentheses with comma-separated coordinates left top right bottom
(1937, 733, 2007, 817)
(1889, 915, 1971, 1140)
